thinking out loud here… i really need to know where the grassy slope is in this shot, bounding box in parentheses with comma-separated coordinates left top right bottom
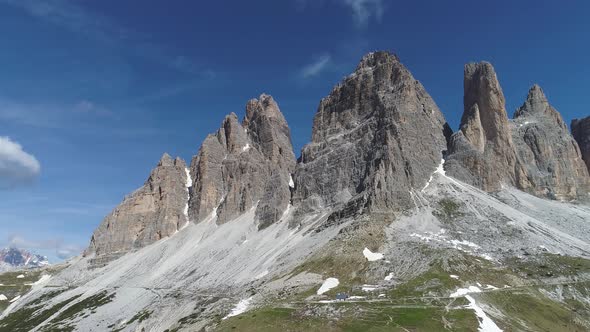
(216, 242, 590, 332)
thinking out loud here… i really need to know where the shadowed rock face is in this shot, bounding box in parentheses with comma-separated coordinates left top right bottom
(512, 85, 589, 200)
(85, 154, 189, 264)
(188, 94, 296, 228)
(446, 62, 520, 191)
(293, 51, 450, 217)
(572, 116, 590, 173)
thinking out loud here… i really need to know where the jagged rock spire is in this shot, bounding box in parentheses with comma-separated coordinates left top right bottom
(514, 84, 567, 129)
(446, 62, 519, 191)
(448, 69, 590, 200)
(188, 94, 295, 228)
(511, 85, 589, 199)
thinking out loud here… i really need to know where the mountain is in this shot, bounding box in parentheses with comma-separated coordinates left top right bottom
(0, 248, 49, 271)
(1, 51, 589, 332)
(446, 62, 589, 200)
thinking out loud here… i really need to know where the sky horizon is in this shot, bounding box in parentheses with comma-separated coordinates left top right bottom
(1, 0, 589, 262)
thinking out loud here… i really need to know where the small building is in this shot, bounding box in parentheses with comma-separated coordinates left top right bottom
(335, 293, 349, 301)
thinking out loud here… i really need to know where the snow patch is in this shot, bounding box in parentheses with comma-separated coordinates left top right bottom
(0, 294, 6, 301)
(465, 295, 503, 332)
(254, 270, 268, 280)
(450, 275, 459, 279)
(9, 295, 20, 303)
(363, 248, 384, 261)
(242, 144, 250, 152)
(223, 296, 254, 319)
(33, 274, 51, 285)
(348, 296, 366, 300)
(184, 168, 192, 188)
(361, 285, 378, 292)
(317, 277, 339, 295)
(450, 286, 482, 298)
(378, 293, 386, 298)
(422, 158, 446, 192)
(16, 274, 24, 279)
(384, 273, 394, 281)
(289, 175, 295, 188)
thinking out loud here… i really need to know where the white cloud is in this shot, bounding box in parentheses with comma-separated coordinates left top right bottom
(342, 0, 384, 27)
(0, 137, 41, 188)
(301, 54, 332, 78)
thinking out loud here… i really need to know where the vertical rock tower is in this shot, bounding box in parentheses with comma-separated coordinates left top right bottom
(446, 62, 521, 191)
(188, 94, 296, 228)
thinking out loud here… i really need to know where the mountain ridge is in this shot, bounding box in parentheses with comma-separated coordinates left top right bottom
(4, 50, 589, 331)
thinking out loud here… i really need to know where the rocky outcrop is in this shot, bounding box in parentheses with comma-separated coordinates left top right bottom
(572, 116, 590, 172)
(447, 63, 589, 200)
(446, 62, 521, 191)
(293, 51, 450, 217)
(85, 154, 190, 264)
(512, 85, 589, 200)
(188, 94, 295, 228)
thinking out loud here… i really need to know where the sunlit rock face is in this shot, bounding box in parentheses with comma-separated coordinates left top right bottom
(512, 85, 589, 200)
(86, 154, 189, 265)
(188, 94, 296, 229)
(293, 51, 450, 218)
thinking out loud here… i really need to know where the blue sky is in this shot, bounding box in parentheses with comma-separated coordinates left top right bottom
(0, 0, 589, 261)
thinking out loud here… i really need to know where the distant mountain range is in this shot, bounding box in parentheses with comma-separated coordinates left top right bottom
(0, 248, 49, 271)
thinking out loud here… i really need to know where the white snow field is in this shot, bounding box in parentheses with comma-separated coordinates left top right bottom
(1, 205, 347, 331)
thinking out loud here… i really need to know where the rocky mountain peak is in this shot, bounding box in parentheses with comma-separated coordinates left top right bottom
(446, 61, 519, 191)
(243, 94, 296, 172)
(355, 51, 400, 71)
(462, 61, 511, 144)
(448, 66, 589, 200)
(188, 95, 295, 228)
(514, 84, 566, 129)
(294, 51, 449, 217)
(158, 153, 174, 166)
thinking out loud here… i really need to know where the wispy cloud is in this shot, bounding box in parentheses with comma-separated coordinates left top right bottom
(342, 0, 384, 28)
(296, 0, 385, 28)
(0, 137, 41, 188)
(301, 54, 332, 78)
(0, 97, 115, 128)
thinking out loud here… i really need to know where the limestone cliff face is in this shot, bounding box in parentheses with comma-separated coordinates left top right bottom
(188, 94, 296, 228)
(446, 62, 521, 191)
(447, 63, 589, 200)
(572, 116, 590, 173)
(293, 51, 450, 217)
(85, 154, 190, 264)
(512, 85, 590, 200)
